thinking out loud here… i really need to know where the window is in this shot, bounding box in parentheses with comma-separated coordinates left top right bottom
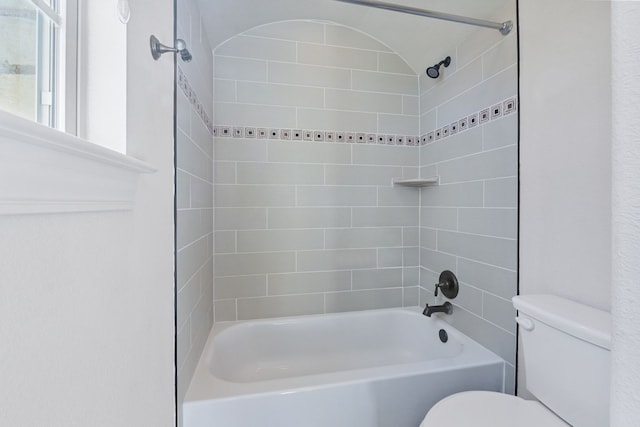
(0, 0, 77, 132)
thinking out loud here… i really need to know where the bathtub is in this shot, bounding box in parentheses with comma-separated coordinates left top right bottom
(183, 307, 505, 427)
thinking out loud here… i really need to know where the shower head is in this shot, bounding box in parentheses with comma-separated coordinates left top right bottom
(426, 56, 451, 79)
(175, 39, 193, 62)
(150, 35, 193, 63)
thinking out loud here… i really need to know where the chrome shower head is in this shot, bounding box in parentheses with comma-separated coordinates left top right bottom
(175, 39, 193, 63)
(426, 56, 451, 79)
(150, 35, 193, 63)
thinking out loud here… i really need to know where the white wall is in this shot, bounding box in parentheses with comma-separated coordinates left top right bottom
(0, 0, 175, 425)
(610, 2, 640, 425)
(518, 0, 612, 397)
(519, 0, 612, 310)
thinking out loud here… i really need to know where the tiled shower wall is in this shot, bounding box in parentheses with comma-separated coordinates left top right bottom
(417, 9, 518, 393)
(213, 21, 422, 321)
(176, 0, 214, 414)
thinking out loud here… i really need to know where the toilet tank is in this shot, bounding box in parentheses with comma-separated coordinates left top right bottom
(513, 295, 611, 427)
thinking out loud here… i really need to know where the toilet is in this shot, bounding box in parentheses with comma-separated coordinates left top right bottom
(420, 294, 611, 427)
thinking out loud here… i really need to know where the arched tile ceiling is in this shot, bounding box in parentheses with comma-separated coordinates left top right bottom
(195, 0, 515, 74)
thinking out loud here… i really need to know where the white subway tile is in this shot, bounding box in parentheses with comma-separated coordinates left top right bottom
(297, 186, 377, 207)
(457, 258, 516, 299)
(377, 186, 419, 206)
(246, 21, 324, 43)
(325, 288, 403, 313)
(176, 170, 190, 209)
(420, 207, 458, 231)
(325, 227, 402, 249)
(485, 177, 518, 208)
(352, 207, 418, 227)
(438, 230, 517, 270)
(268, 62, 351, 89)
(420, 58, 483, 113)
(438, 145, 517, 184)
(325, 25, 391, 52)
(191, 177, 213, 208)
(214, 230, 235, 253)
(297, 43, 378, 70)
(483, 113, 518, 150)
(177, 271, 200, 329)
(237, 81, 324, 108)
(482, 34, 517, 80)
(325, 89, 403, 114)
(214, 300, 237, 321)
(420, 227, 438, 250)
(404, 267, 420, 287)
(237, 162, 324, 185)
(404, 286, 420, 306)
(215, 35, 296, 62)
(325, 164, 403, 186)
(215, 185, 295, 207)
(403, 96, 419, 115)
(214, 79, 236, 103)
(214, 56, 267, 81)
(236, 229, 324, 252)
(177, 131, 212, 181)
(420, 127, 483, 165)
(268, 140, 351, 164)
(214, 102, 296, 128)
(214, 162, 236, 184)
(378, 114, 419, 135)
(177, 237, 208, 288)
(483, 293, 517, 333)
(378, 52, 415, 75)
(268, 207, 351, 229)
(268, 271, 351, 295)
(237, 294, 324, 320)
(215, 208, 267, 230)
(297, 108, 378, 132)
(403, 227, 419, 247)
(215, 252, 296, 277)
(353, 144, 419, 167)
(297, 249, 377, 271)
(420, 181, 484, 207)
(447, 306, 516, 365)
(215, 275, 267, 299)
(352, 70, 419, 95)
(378, 247, 403, 267)
(353, 268, 403, 290)
(436, 66, 517, 125)
(458, 208, 517, 239)
(420, 248, 457, 274)
(215, 139, 267, 162)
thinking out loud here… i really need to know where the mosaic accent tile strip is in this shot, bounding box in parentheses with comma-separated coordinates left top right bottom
(177, 66, 214, 135)
(213, 96, 517, 146)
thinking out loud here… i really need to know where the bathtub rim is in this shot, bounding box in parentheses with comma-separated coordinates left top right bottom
(183, 306, 506, 405)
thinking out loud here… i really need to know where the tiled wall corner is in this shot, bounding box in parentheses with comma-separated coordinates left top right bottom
(176, 0, 214, 419)
(418, 15, 518, 393)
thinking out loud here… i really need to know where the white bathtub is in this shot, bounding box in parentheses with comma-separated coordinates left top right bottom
(183, 307, 505, 427)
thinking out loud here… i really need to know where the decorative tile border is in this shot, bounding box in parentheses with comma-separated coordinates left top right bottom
(213, 96, 517, 147)
(177, 66, 214, 135)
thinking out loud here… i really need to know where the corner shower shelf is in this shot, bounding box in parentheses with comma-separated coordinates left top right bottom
(392, 176, 439, 187)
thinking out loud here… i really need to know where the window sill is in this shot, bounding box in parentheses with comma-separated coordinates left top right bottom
(0, 110, 156, 215)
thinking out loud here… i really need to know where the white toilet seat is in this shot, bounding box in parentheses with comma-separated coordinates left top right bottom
(420, 391, 570, 427)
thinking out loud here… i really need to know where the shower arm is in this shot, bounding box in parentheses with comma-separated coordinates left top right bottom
(334, 0, 513, 35)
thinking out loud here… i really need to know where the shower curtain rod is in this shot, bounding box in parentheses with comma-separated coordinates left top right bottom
(334, 0, 513, 35)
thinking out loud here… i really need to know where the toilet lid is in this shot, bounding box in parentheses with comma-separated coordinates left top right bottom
(420, 391, 570, 427)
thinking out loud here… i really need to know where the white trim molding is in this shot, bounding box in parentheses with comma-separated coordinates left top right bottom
(0, 111, 156, 215)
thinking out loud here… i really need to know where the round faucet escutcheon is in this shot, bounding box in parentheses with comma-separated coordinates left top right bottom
(434, 270, 459, 299)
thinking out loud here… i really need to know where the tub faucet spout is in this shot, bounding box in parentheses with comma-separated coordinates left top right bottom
(423, 301, 453, 317)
